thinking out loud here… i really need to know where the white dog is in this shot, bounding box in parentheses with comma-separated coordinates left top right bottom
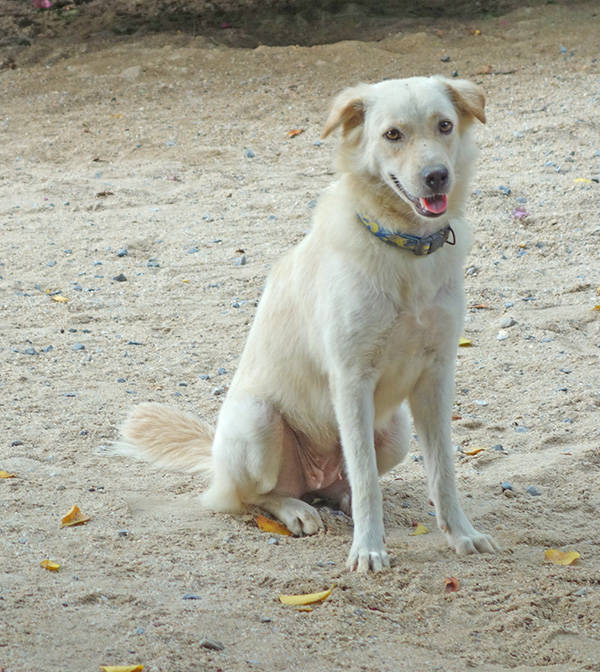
(116, 75, 498, 572)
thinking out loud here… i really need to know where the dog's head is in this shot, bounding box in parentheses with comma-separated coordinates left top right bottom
(322, 76, 485, 220)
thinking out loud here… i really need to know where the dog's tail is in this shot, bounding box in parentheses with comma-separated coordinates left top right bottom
(113, 402, 213, 473)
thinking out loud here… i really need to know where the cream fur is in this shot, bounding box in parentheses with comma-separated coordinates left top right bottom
(114, 75, 498, 572)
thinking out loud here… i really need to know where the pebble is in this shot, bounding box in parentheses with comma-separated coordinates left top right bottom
(113, 273, 127, 282)
(42, 345, 53, 353)
(72, 343, 85, 351)
(217, 367, 227, 375)
(147, 258, 160, 268)
(526, 485, 541, 496)
(236, 254, 247, 266)
(440, 55, 451, 62)
(573, 588, 587, 597)
(244, 148, 255, 159)
(499, 317, 517, 329)
(498, 185, 512, 195)
(118, 529, 129, 537)
(211, 386, 225, 396)
(492, 444, 504, 452)
(268, 536, 279, 545)
(136, 627, 145, 635)
(183, 593, 202, 600)
(501, 481, 513, 491)
(23, 347, 38, 355)
(199, 638, 224, 651)
(497, 330, 509, 341)
(260, 617, 272, 623)
(199, 374, 211, 380)
(474, 399, 488, 406)
(11, 440, 23, 447)
(116, 248, 128, 257)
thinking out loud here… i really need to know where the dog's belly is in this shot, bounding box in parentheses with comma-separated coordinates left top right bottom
(275, 423, 345, 498)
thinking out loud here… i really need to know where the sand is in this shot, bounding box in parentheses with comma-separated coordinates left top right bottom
(1, 2, 600, 670)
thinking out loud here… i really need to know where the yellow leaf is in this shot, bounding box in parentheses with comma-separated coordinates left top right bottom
(99, 667, 144, 672)
(60, 505, 91, 528)
(545, 549, 580, 566)
(51, 295, 69, 303)
(463, 446, 485, 456)
(287, 129, 304, 138)
(458, 337, 472, 347)
(574, 178, 593, 183)
(256, 514, 293, 536)
(592, 305, 600, 311)
(409, 523, 429, 536)
(0, 470, 15, 478)
(279, 584, 335, 606)
(40, 559, 60, 572)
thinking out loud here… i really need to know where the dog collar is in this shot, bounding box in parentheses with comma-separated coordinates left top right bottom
(356, 212, 455, 256)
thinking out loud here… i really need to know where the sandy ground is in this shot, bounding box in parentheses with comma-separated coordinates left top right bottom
(2, 2, 600, 671)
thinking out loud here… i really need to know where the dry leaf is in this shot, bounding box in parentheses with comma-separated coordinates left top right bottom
(470, 27, 481, 35)
(40, 559, 60, 572)
(592, 305, 600, 311)
(463, 446, 485, 456)
(279, 584, 335, 606)
(574, 177, 593, 184)
(409, 523, 429, 536)
(287, 129, 304, 138)
(0, 470, 15, 478)
(458, 337, 472, 347)
(99, 667, 144, 672)
(445, 577, 459, 593)
(477, 64, 493, 75)
(545, 549, 580, 566)
(60, 505, 91, 528)
(256, 514, 293, 536)
(51, 295, 69, 303)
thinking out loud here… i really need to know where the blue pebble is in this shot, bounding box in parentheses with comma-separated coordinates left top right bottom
(501, 481, 513, 491)
(73, 343, 85, 351)
(244, 148, 255, 158)
(116, 248, 128, 257)
(23, 347, 38, 356)
(217, 367, 227, 375)
(527, 485, 541, 496)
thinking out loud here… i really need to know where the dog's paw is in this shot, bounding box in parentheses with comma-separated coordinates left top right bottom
(277, 498, 324, 536)
(448, 529, 499, 555)
(346, 543, 390, 572)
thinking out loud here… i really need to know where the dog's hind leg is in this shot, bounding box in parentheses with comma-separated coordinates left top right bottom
(202, 395, 323, 536)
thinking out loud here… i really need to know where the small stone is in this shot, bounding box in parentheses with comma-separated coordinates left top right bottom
(440, 55, 451, 62)
(11, 440, 23, 447)
(47, 260, 57, 267)
(267, 536, 279, 545)
(117, 377, 126, 383)
(211, 386, 225, 396)
(497, 330, 509, 341)
(260, 616, 272, 623)
(183, 593, 202, 600)
(199, 374, 211, 380)
(72, 343, 85, 351)
(573, 588, 587, 597)
(503, 488, 516, 498)
(244, 148, 255, 159)
(147, 258, 160, 268)
(500, 317, 517, 329)
(526, 485, 541, 496)
(199, 638, 224, 651)
(217, 367, 227, 375)
(498, 185, 512, 195)
(474, 399, 488, 406)
(23, 347, 38, 356)
(116, 248, 128, 257)
(501, 481, 513, 491)
(113, 273, 127, 282)
(307, 199, 317, 209)
(136, 626, 145, 635)
(118, 529, 129, 537)
(236, 254, 247, 266)
(492, 444, 504, 452)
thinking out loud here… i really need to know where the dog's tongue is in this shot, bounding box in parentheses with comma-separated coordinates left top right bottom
(420, 194, 448, 214)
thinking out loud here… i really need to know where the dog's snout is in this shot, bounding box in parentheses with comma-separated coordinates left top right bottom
(422, 164, 449, 193)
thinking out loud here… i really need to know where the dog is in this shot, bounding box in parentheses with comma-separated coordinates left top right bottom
(115, 75, 498, 572)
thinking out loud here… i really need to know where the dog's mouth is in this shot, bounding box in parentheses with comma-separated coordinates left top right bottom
(390, 174, 448, 218)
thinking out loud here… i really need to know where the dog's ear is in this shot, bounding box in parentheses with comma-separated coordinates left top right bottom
(322, 85, 368, 139)
(442, 78, 486, 124)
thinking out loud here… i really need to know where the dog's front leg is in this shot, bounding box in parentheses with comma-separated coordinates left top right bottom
(332, 375, 389, 572)
(409, 364, 498, 555)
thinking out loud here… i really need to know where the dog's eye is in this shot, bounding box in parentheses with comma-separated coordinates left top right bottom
(439, 120, 453, 134)
(384, 128, 403, 141)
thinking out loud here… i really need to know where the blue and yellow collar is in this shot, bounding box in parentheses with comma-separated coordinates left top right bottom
(356, 212, 455, 256)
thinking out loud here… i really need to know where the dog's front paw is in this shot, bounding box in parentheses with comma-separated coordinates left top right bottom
(346, 542, 390, 572)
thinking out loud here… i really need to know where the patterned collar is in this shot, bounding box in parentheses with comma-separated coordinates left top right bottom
(356, 212, 455, 256)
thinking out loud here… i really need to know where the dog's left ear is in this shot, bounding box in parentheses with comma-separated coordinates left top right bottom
(441, 78, 486, 124)
(322, 84, 369, 139)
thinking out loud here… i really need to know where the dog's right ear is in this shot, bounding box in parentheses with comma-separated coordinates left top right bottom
(322, 85, 368, 139)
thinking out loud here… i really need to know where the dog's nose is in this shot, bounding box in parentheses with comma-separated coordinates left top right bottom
(422, 165, 449, 192)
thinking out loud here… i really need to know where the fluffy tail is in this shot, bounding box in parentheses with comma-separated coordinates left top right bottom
(113, 402, 213, 474)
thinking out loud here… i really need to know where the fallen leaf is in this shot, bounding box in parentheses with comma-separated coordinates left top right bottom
(279, 584, 335, 606)
(592, 305, 600, 311)
(458, 337, 472, 347)
(574, 177, 593, 183)
(545, 549, 580, 566)
(477, 64, 493, 75)
(470, 27, 481, 35)
(40, 559, 60, 572)
(445, 577, 459, 593)
(463, 446, 486, 456)
(287, 129, 304, 138)
(255, 514, 293, 536)
(409, 523, 429, 536)
(96, 191, 114, 198)
(51, 295, 69, 303)
(60, 505, 90, 528)
(469, 303, 489, 310)
(99, 667, 144, 672)
(0, 470, 15, 478)
(452, 414, 462, 421)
